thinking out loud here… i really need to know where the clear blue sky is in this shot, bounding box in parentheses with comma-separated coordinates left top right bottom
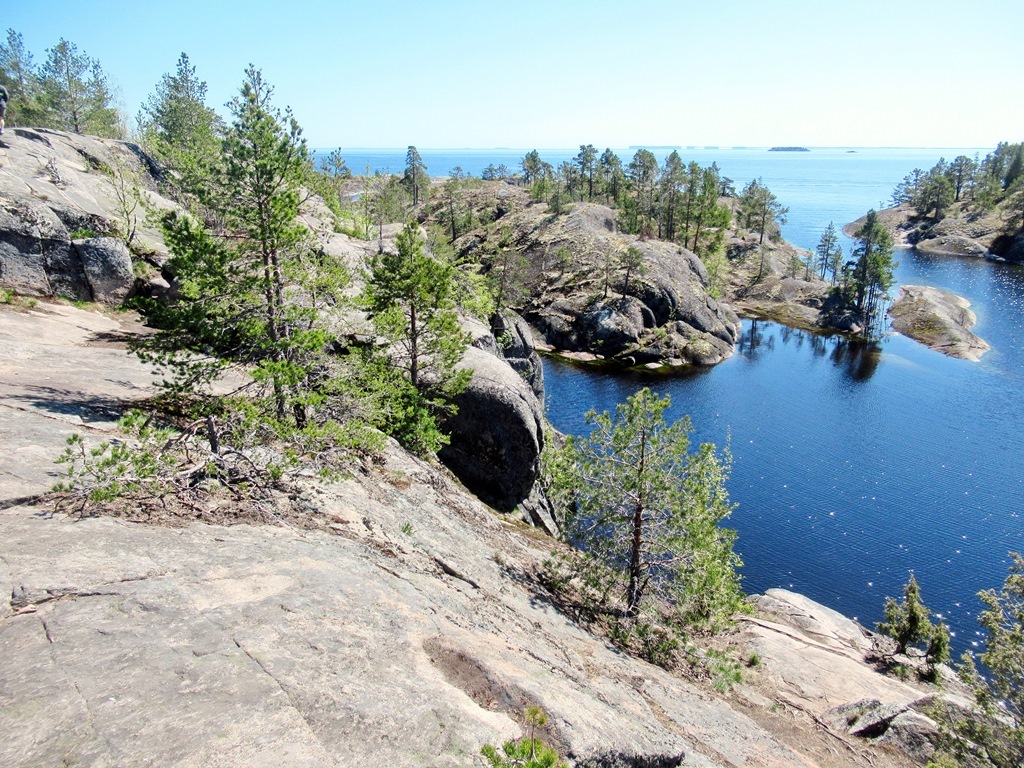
(8, 0, 1023, 149)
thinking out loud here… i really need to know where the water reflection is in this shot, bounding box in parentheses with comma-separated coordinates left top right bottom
(737, 320, 882, 381)
(831, 339, 882, 381)
(736, 319, 774, 360)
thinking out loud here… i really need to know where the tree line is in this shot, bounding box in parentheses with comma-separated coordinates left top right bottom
(0, 29, 122, 137)
(891, 143, 1024, 225)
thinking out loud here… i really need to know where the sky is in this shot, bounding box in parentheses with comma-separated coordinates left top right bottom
(8, 0, 1023, 149)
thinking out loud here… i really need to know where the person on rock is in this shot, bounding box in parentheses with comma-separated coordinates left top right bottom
(0, 83, 8, 135)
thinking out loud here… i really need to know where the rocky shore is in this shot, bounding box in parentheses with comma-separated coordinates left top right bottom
(888, 285, 990, 361)
(0, 130, 972, 767)
(845, 203, 1024, 263)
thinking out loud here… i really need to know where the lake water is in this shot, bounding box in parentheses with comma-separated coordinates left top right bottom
(331, 146, 1021, 650)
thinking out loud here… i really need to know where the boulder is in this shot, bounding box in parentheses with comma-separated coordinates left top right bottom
(74, 236, 134, 304)
(490, 309, 544, 401)
(0, 201, 94, 301)
(439, 345, 546, 513)
(825, 695, 955, 764)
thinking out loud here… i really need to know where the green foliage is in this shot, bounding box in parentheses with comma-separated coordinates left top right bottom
(739, 178, 788, 247)
(105, 152, 145, 245)
(546, 388, 744, 634)
(402, 145, 429, 207)
(618, 246, 645, 296)
(0, 29, 47, 126)
(625, 149, 659, 235)
(876, 573, 950, 677)
(815, 222, 843, 284)
(706, 649, 743, 693)
(488, 245, 530, 312)
(942, 553, 1024, 768)
(0, 29, 123, 135)
(131, 67, 380, 468)
(138, 52, 223, 201)
(51, 410, 275, 517)
(52, 412, 177, 509)
(847, 209, 897, 330)
(38, 38, 122, 137)
(360, 222, 472, 455)
(481, 707, 567, 768)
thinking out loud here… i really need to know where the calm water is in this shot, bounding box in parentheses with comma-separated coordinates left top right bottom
(543, 249, 1024, 651)
(332, 146, 1021, 649)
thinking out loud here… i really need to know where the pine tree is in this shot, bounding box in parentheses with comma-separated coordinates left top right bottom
(361, 222, 471, 454)
(139, 53, 223, 196)
(575, 144, 598, 201)
(849, 209, 896, 327)
(134, 67, 347, 432)
(626, 149, 659, 235)
(815, 222, 842, 283)
(403, 145, 428, 207)
(877, 574, 934, 656)
(39, 38, 121, 137)
(547, 388, 743, 629)
(939, 554, 1024, 768)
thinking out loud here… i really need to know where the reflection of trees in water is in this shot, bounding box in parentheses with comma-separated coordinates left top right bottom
(737, 319, 774, 360)
(807, 333, 830, 358)
(739, 319, 882, 381)
(830, 338, 882, 381)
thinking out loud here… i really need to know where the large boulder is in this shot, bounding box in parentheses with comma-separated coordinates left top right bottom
(439, 345, 546, 514)
(490, 309, 544, 401)
(0, 201, 97, 301)
(75, 236, 134, 303)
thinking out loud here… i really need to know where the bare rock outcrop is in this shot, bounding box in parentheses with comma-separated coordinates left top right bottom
(888, 285, 990, 361)
(445, 196, 741, 368)
(0, 300, 925, 768)
(0, 128, 170, 303)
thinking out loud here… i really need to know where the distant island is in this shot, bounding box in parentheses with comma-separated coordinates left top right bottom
(769, 146, 810, 152)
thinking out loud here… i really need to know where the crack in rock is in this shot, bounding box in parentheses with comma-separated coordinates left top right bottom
(231, 637, 335, 765)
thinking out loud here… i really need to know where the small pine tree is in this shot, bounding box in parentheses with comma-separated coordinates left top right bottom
(878, 573, 932, 655)
(481, 707, 567, 768)
(360, 222, 471, 454)
(877, 573, 950, 676)
(546, 388, 744, 631)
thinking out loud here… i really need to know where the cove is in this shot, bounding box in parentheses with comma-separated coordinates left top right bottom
(542, 249, 1024, 651)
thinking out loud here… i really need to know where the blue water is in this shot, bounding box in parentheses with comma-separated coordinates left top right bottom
(330, 146, 1021, 649)
(542, 249, 1024, 652)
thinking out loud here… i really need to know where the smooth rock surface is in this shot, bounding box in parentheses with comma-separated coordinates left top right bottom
(0, 301, 911, 768)
(439, 345, 547, 513)
(888, 285, 990, 361)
